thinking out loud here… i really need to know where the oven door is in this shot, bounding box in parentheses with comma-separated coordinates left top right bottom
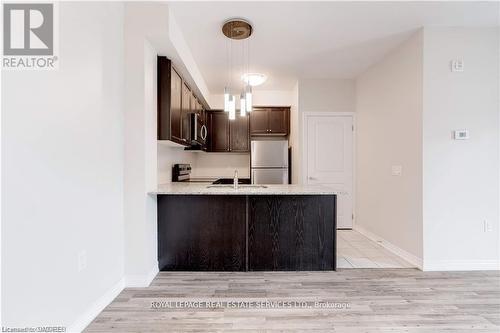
(191, 113, 207, 146)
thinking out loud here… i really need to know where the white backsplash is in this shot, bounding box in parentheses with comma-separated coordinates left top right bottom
(158, 144, 250, 183)
(157, 144, 197, 184)
(192, 153, 250, 179)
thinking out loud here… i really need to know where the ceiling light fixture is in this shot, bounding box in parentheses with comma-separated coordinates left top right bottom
(242, 73, 267, 86)
(222, 19, 254, 118)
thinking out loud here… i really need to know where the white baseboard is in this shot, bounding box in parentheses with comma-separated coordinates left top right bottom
(353, 225, 423, 269)
(68, 278, 125, 333)
(423, 260, 500, 271)
(125, 265, 159, 288)
(67, 265, 159, 332)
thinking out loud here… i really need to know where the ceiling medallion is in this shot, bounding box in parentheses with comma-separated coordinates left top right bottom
(222, 19, 253, 40)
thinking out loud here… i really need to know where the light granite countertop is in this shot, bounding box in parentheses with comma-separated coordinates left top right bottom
(149, 182, 340, 195)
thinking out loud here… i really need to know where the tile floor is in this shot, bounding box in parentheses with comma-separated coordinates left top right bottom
(337, 230, 414, 268)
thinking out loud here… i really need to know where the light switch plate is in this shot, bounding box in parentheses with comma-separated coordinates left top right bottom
(391, 165, 402, 176)
(451, 59, 464, 72)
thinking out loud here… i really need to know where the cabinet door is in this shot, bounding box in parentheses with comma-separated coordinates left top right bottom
(191, 93, 198, 114)
(268, 108, 289, 135)
(201, 107, 206, 124)
(181, 82, 192, 144)
(208, 111, 230, 152)
(196, 99, 202, 115)
(158, 57, 182, 142)
(248, 195, 335, 271)
(230, 115, 250, 152)
(249, 108, 269, 135)
(158, 195, 246, 271)
(170, 68, 182, 141)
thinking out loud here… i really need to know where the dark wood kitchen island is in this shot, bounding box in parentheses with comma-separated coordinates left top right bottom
(150, 183, 337, 272)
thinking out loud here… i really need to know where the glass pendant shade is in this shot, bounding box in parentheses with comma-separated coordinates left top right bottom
(240, 93, 246, 116)
(245, 85, 253, 112)
(228, 95, 236, 120)
(224, 87, 230, 112)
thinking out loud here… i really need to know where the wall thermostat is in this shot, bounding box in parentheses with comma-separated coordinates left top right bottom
(454, 129, 469, 140)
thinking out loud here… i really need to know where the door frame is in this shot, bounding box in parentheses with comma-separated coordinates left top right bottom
(302, 111, 356, 229)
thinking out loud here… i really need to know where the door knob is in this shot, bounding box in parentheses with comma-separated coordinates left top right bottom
(308, 176, 317, 180)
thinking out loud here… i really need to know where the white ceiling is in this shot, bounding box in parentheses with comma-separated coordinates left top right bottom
(169, 1, 499, 92)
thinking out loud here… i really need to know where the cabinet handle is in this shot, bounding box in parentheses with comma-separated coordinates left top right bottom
(201, 125, 207, 140)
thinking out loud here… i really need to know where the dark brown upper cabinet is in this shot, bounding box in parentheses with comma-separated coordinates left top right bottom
(208, 111, 230, 152)
(157, 57, 183, 143)
(248, 108, 268, 135)
(268, 108, 289, 135)
(249, 107, 290, 136)
(181, 82, 192, 144)
(190, 92, 198, 114)
(230, 114, 250, 152)
(207, 111, 250, 153)
(157, 56, 208, 146)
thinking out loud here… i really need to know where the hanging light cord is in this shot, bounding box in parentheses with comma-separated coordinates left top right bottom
(229, 24, 233, 92)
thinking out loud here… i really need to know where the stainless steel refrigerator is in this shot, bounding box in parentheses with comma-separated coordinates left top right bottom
(251, 140, 289, 184)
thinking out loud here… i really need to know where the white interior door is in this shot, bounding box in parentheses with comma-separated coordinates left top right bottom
(305, 114, 353, 229)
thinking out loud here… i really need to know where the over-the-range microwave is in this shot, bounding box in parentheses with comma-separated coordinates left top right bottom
(190, 113, 207, 147)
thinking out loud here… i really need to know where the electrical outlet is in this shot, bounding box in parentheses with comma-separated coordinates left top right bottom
(483, 220, 493, 233)
(78, 250, 87, 271)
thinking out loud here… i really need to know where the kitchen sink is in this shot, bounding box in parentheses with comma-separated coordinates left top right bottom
(212, 178, 251, 185)
(206, 185, 268, 189)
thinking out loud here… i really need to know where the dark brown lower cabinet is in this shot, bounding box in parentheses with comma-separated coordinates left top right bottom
(157, 195, 246, 271)
(248, 195, 336, 271)
(157, 195, 336, 271)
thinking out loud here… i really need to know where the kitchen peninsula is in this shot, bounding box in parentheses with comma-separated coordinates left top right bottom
(150, 183, 337, 272)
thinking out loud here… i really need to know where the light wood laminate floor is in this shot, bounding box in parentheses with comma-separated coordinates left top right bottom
(85, 269, 500, 332)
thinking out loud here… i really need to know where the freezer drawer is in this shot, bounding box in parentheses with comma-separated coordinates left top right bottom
(251, 140, 288, 168)
(252, 168, 289, 184)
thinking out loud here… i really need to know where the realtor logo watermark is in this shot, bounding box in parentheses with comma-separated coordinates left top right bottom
(2, 2, 59, 70)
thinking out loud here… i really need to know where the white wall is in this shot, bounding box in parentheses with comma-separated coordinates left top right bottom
(298, 79, 356, 113)
(123, 3, 170, 285)
(422, 27, 500, 270)
(354, 27, 500, 271)
(355, 31, 424, 265)
(2, 2, 125, 329)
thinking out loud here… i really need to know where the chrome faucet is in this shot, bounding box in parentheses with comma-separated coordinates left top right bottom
(233, 170, 239, 189)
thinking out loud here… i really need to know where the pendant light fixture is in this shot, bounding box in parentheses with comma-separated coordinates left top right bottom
(222, 19, 253, 119)
(224, 87, 230, 112)
(228, 95, 236, 120)
(240, 92, 246, 116)
(245, 84, 252, 112)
